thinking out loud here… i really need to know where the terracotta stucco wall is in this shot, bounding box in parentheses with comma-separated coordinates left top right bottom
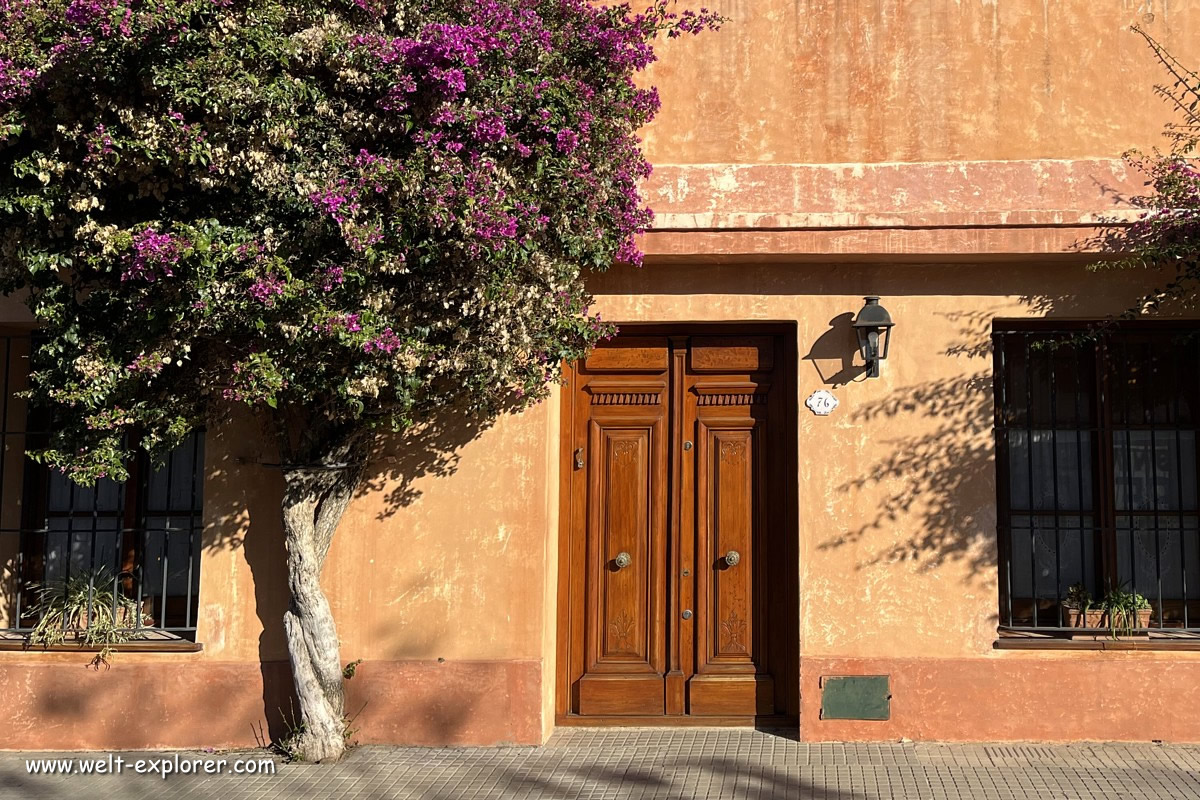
(4, 261, 1200, 747)
(204, 394, 563, 746)
(3, 0, 1200, 752)
(0, 396, 561, 749)
(589, 259, 1200, 742)
(644, 0, 1199, 165)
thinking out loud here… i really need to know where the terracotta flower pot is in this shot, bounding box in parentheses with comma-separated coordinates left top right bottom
(1061, 605, 1153, 638)
(76, 600, 154, 632)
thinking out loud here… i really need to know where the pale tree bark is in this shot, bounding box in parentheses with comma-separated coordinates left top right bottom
(279, 432, 366, 763)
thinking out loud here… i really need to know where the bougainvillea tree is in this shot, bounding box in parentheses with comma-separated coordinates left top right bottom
(1103, 26, 1200, 310)
(0, 0, 719, 761)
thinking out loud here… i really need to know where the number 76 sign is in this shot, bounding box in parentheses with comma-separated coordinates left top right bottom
(805, 390, 839, 416)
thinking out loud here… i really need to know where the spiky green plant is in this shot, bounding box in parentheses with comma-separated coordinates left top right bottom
(23, 565, 145, 666)
(1100, 585, 1151, 638)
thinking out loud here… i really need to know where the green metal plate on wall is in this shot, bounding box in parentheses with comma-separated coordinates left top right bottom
(820, 675, 891, 720)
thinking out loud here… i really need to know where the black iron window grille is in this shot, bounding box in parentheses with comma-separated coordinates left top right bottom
(0, 334, 203, 643)
(994, 321, 1200, 636)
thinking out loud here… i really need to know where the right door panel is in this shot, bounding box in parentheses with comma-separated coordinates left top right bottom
(688, 376, 776, 715)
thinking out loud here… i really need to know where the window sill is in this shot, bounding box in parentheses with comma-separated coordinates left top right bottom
(994, 633, 1200, 651)
(0, 631, 203, 654)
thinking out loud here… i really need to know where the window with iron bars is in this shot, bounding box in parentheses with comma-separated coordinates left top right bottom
(0, 334, 203, 645)
(994, 321, 1200, 637)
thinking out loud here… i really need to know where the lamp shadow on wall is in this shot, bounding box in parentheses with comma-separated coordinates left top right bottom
(204, 401, 505, 746)
(815, 294, 1113, 584)
(803, 312, 867, 387)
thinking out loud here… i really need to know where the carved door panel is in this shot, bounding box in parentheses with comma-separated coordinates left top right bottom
(686, 336, 780, 715)
(571, 338, 669, 715)
(562, 331, 795, 721)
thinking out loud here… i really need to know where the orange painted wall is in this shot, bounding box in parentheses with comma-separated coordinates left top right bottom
(0, 396, 563, 749)
(3, 265, 1200, 747)
(589, 259, 1200, 742)
(643, 0, 1200, 165)
(1, 0, 1200, 751)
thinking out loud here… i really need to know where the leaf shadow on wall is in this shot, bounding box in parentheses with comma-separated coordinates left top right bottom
(816, 306, 1003, 584)
(814, 294, 1134, 585)
(817, 373, 998, 580)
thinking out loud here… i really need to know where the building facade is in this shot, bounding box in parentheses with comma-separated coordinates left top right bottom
(3, 1, 1200, 749)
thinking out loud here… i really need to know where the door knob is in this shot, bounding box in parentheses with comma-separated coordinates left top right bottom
(614, 552, 632, 569)
(724, 550, 741, 567)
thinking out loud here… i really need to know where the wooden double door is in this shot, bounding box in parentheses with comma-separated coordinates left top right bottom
(557, 329, 798, 722)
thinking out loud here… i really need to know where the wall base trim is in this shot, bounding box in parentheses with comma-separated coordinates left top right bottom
(801, 656, 1200, 743)
(0, 658, 543, 750)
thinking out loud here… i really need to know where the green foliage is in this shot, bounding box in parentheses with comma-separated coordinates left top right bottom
(1063, 581, 1150, 637)
(1099, 584, 1151, 638)
(1064, 582, 1092, 611)
(23, 565, 147, 666)
(0, 0, 721, 474)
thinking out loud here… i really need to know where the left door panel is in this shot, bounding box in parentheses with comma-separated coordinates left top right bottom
(570, 339, 670, 715)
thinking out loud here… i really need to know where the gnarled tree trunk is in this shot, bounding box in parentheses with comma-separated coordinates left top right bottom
(279, 434, 366, 763)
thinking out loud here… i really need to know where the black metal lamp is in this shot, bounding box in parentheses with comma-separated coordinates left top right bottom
(852, 296, 895, 378)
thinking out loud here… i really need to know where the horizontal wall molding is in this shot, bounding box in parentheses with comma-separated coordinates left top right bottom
(640, 159, 1149, 257)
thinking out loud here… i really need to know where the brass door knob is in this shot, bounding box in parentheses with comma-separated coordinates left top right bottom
(614, 552, 632, 569)
(724, 550, 741, 567)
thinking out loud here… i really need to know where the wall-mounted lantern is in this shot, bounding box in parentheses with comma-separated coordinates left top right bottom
(852, 296, 895, 379)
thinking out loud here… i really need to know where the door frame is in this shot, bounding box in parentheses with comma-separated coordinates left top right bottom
(554, 322, 800, 726)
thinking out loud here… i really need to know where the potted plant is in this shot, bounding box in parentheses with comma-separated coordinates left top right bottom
(1061, 582, 1153, 638)
(1100, 585, 1153, 638)
(22, 565, 151, 665)
(1061, 582, 1103, 629)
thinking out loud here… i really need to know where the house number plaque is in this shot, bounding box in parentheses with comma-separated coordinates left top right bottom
(805, 390, 839, 416)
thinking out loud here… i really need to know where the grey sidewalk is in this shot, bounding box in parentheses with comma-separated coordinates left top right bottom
(4, 728, 1200, 799)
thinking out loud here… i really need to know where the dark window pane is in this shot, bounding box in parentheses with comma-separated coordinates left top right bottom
(1113, 431, 1197, 511)
(1007, 430, 1093, 512)
(1009, 515, 1096, 601)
